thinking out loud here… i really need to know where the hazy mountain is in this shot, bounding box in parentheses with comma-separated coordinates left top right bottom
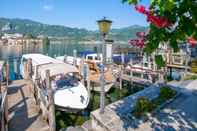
(0, 17, 147, 41)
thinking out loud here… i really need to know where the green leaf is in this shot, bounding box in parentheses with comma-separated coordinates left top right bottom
(122, 0, 196, 55)
(164, 0, 175, 11)
(170, 39, 179, 52)
(193, 32, 197, 40)
(155, 55, 165, 68)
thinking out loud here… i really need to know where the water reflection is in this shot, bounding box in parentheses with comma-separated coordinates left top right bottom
(0, 43, 42, 59)
(0, 40, 130, 80)
(0, 41, 102, 80)
(0, 41, 101, 60)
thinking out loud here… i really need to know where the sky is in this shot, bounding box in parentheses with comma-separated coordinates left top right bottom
(0, 0, 150, 30)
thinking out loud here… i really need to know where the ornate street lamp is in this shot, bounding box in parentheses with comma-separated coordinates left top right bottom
(97, 17, 112, 37)
(97, 17, 112, 114)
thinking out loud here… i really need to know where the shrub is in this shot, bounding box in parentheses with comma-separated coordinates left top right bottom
(155, 55, 166, 69)
(134, 97, 154, 117)
(159, 87, 176, 100)
(133, 87, 176, 118)
(184, 75, 197, 80)
(164, 75, 173, 82)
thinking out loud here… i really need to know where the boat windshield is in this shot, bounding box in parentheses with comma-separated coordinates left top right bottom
(54, 73, 79, 89)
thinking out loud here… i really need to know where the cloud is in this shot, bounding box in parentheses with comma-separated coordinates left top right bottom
(43, 5, 53, 11)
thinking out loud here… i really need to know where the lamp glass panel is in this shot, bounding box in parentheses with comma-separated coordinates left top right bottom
(98, 21, 112, 34)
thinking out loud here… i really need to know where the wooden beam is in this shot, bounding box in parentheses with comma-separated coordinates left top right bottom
(6, 61, 9, 87)
(46, 70, 56, 131)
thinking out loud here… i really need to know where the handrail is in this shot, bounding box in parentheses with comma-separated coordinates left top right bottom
(0, 91, 8, 131)
(33, 65, 55, 131)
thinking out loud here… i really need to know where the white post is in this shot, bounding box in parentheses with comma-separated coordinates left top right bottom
(54, 54, 56, 58)
(73, 49, 77, 66)
(106, 43, 112, 63)
(121, 52, 125, 65)
(64, 54, 67, 63)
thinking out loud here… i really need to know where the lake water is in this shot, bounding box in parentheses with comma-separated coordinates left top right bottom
(0, 41, 104, 80)
(0, 40, 130, 80)
(0, 41, 101, 59)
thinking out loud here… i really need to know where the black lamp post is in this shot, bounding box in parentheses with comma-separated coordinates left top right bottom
(97, 17, 112, 114)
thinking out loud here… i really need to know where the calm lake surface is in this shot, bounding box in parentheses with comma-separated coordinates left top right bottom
(0, 40, 105, 80)
(0, 41, 101, 60)
(0, 40, 130, 80)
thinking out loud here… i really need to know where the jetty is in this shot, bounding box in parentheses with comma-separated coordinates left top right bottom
(7, 80, 49, 131)
(121, 74, 152, 86)
(0, 61, 56, 131)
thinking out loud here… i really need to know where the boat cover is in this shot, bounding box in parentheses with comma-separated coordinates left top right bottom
(38, 63, 79, 80)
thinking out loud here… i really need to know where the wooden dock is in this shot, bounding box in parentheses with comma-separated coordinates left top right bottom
(7, 80, 49, 131)
(121, 74, 152, 86)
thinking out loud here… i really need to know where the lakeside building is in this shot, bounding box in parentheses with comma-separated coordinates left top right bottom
(0, 33, 43, 46)
(1, 33, 23, 39)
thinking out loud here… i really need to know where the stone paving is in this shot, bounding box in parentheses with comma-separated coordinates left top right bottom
(91, 80, 197, 131)
(136, 91, 197, 130)
(66, 80, 197, 131)
(130, 80, 197, 131)
(91, 85, 161, 131)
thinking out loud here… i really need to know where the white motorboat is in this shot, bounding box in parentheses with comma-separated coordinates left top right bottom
(20, 54, 89, 111)
(20, 53, 62, 80)
(56, 53, 102, 66)
(56, 55, 115, 93)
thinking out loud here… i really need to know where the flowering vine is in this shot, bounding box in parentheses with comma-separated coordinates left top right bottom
(187, 37, 197, 47)
(135, 5, 172, 29)
(129, 31, 146, 48)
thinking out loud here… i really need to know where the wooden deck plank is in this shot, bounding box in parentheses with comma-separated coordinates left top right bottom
(7, 80, 49, 131)
(121, 74, 152, 86)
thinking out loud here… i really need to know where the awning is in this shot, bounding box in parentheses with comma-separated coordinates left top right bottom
(38, 63, 79, 80)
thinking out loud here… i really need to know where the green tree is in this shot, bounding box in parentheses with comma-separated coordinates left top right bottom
(43, 37, 50, 54)
(122, 0, 197, 53)
(43, 37, 50, 45)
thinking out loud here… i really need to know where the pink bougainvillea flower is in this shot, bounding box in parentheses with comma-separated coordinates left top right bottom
(187, 37, 197, 47)
(135, 5, 172, 28)
(148, 15, 171, 28)
(129, 39, 145, 48)
(136, 32, 146, 38)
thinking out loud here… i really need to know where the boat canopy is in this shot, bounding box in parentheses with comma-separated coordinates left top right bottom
(38, 63, 79, 80)
(22, 53, 62, 66)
